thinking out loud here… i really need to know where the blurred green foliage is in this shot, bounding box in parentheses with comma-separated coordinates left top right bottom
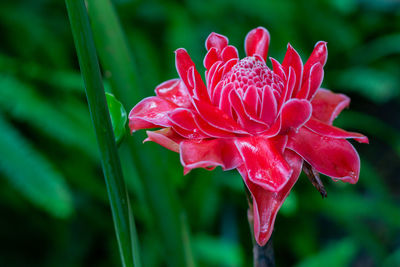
(0, 0, 399, 266)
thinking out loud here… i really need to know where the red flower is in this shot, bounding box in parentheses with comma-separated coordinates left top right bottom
(129, 27, 368, 246)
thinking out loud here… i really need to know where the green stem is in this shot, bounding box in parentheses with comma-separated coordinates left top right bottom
(65, 1, 140, 266)
(85, 1, 194, 266)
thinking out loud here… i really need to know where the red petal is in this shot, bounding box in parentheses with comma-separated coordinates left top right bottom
(229, 90, 269, 134)
(296, 63, 323, 100)
(221, 45, 239, 62)
(243, 85, 259, 116)
(288, 127, 361, 183)
(155, 79, 191, 108)
(188, 66, 211, 102)
(245, 27, 271, 61)
(302, 41, 327, 87)
(175, 48, 195, 94)
(129, 96, 176, 132)
(205, 32, 228, 52)
(281, 67, 296, 105)
(234, 136, 292, 192)
(193, 98, 248, 134)
(144, 128, 183, 153)
(260, 85, 278, 125)
(203, 47, 219, 70)
(282, 44, 303, 96)
(193, 111, 237, 138)
(279, 99, 312, 134)
(305, 118, 369, 143)
(240, 150, 302, 246)
(311, 88, 350, 124)
(270, 57, 286, 81)
(180, 138, 242, 174)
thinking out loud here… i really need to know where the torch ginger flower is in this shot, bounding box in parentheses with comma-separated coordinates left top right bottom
(129, 27, 368, 246)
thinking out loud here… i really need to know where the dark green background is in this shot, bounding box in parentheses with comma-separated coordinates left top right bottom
(0, 0, 399, 266)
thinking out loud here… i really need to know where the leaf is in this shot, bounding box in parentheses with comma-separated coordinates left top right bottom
(0, 113, 73, 218)
(192, 234, 244, 267)
(0, 74, 98, 158)
(334, 67, 399, 103)
(106, 92, 127, 145)
(295, 238, 358, 267)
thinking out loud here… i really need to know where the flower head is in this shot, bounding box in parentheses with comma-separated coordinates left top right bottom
(129, 27, 368, 246)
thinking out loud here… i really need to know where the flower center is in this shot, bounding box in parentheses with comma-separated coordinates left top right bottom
(222, 56, 284, 94)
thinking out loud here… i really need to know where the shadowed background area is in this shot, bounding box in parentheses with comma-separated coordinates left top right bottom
(0, 0, 399, 266)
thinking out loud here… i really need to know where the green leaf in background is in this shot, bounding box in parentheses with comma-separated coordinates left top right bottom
(0, 113, 73, 218)
(295, 238, 358, 267)
(105, 92, 127, 145)
(192, 234, 244, 267)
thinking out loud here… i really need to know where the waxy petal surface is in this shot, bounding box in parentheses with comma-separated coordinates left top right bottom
(129, 96, 176, 132)
(180, 138, 241, 174)
(155, 79, 191, 108)
(245, 27, 270, 60)
(305, 118, 369, 143)
(311, 88, 350, 124)
(234, 136, 292, 192)
(240, 150, 303, 246)
(288, 127, 360, 183)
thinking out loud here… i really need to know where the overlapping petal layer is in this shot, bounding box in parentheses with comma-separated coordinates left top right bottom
(129, 26, 368, 246)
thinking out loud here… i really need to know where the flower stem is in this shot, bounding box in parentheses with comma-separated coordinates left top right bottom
(244, 183, 276, 267)
(65, 1, 140, 266)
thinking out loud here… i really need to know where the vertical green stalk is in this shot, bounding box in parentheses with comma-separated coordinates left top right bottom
(86, 1, 195, 266)
(65, 1, 140, 267)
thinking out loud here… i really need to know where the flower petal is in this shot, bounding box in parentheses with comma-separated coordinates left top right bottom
(245, 27, 271, 61)
(155, 79, 191, 108)
(144, 128, 182, 153)
(180, 138, 242, 174)
(175, 48, 210, 102)
(305, 118, 369, 143)
(222, 45, 239, 62)
(203, 47, 219, 70)
(311, 88, 350, 124)
(206, 32, 228, 52)
(296, 63, 323, 100)
(234, 135, 292, 192)
(240, 149, 302, 246)
(302, 41, 327, 86)
(288, 127, 361, 183)
(280, 99, 312, 134)
(229, 90, 269, 134)
(129, 96, 177, 132)
(270, 57, 286, 82)
(282, 44, 303, 96)
(193, 98, 248, 134)
(260, 85, 278, 125)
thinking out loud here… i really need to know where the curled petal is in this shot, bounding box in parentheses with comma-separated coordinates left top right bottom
(180, 138, 242, 174)
(260, 85, 278, 125)
(188, 66, 211, 102)
(129, 96, 176, 132)
(203, 47, 219, 70)
(282, 44, 303, 96)
(193, 98, 249, 134)
(270, 57, 286, 82)
(240, 150, 302, 246)
(245, 27, 271, 60)
(206, 32, 228, 52)
(305, 118, 369, 144)
(288, 127, 361, 184)
(302, 41, 327, 86)
(144, 128, 183, 153)
(229, 90, 269, 134)
(243, 85, 259, 116)
(311, 88, 350, 124)
(221, 45, 239, 62)
(155, 79, 191, 108)
(280, 99, 312, 134)
(281, 67, 296, 106)
(234, 135, 292, 192)
(296, 63, 323, 100)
